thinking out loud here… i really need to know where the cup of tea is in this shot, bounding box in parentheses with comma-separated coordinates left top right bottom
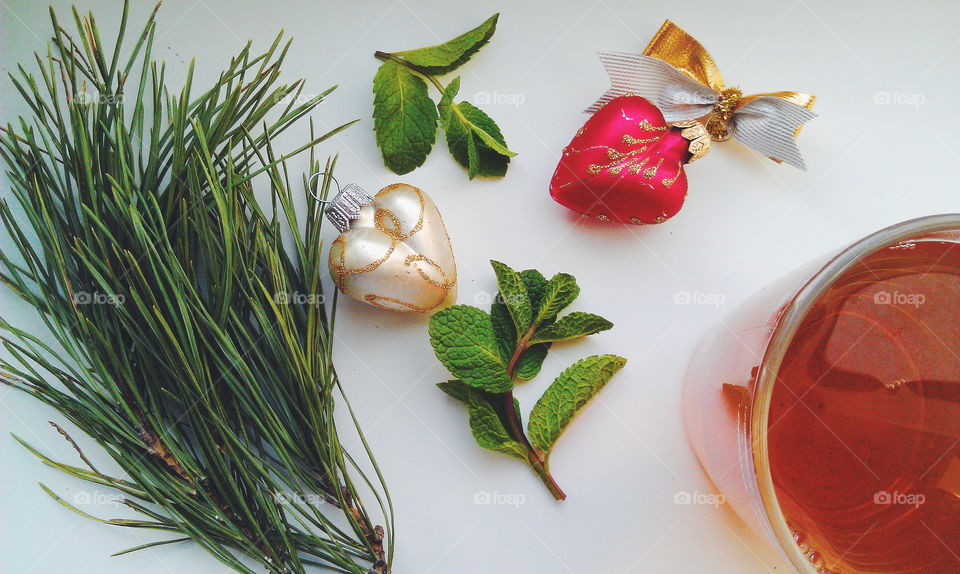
(683, 214, 960, 574)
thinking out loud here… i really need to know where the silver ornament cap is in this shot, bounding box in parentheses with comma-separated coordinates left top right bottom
(324, 183, 374, 233)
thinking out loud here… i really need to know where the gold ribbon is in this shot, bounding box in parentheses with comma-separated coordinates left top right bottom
(643, 20, 815, 140)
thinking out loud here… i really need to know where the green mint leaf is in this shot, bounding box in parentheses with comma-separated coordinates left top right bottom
(466, 389, 512, 448)
(527, 355, 627, 452)
(489, 298, 516, 363)
(466, 108, 517, 157)
(490, 269, 550, 365)
(372, 59, 438, 174)
(490, 260, 532, 337)
(535, 273, 580, 324)
(531, 312, 614, 344)
(439, 77, 480, 178)
(394, 13, 499, 75)
(514, 343, 550, 381)
(469, 392, 528, 461)
(437, 380, 470, 403)
(429, 305, 512, 392)
(458, 102, 515, 178)
(441, 383, 528, 461)
(519, 270, 549, 314)
(439, 80, 513, 179)
(495, 440, 530, 461)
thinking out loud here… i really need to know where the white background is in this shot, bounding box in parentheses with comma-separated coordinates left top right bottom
(1, 0, 959, 573)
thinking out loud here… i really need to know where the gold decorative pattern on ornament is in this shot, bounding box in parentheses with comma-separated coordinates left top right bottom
(363, 294, 431, 313)
(642, 157, 664, 179)
(588, 138, 662, 175)
(585, 115, 681, 177)
(673, 119, 711, 163)
(332, 234, 398, 291)
(628, 157, 650, 175)
(661, 161, 682, 187)
(637, 119, 667, 131)
(404, 253, 454, 291)
(373, 186, 426, 240)
(329, 184, 456, 313)
(622, 134, 661, 145)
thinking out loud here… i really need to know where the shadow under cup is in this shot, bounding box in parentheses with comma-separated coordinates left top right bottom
(683, 214, 960, 574)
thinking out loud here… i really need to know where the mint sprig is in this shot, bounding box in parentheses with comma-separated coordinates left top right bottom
(372, 13, 516, 178)
(429, 261, 626, 500)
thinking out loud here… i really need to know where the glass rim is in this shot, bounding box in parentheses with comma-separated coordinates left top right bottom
(748, 213, 960, 574)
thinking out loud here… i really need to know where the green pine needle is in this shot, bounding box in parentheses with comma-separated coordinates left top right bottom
(0, 2, 392, 573)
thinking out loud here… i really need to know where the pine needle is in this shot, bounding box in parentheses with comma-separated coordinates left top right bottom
(0, 2, 392, 573)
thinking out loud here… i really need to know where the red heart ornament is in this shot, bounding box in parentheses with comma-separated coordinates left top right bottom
(549, 95, 691, 225)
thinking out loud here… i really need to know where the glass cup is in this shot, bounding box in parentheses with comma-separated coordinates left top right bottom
(683, 214, 960, 574)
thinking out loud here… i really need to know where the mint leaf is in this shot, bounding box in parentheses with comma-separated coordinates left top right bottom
(439, 79, 514, 179)
(471, 392, 528, 460)
(437, 380, 470, 403)
(514, 343, 550, 381)
(429, 305, 512, 392)
(519, 270, 549, 313)
(531, 312, 613, 344)
(467, 108, 517, 158)
(372, 60, 438, 175)
(489, 299, 515, 363)
(527, 355, 627, 452)
(491, 267, 551, 365)
(495, 440, 529, 460)
(439, 77, 480, 178)
(535, 274, 580, 324)
(466, 389, 512, 448)
(490, 260, 531, 337)
(440, 381, 528, 461)
(458, 102, 514, 177)
(395, 14, 499, 75)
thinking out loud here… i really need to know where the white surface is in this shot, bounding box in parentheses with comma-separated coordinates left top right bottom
(1, 1, 958, 573)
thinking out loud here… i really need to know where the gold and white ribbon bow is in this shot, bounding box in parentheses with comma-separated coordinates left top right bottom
(588, 20, 817, 170)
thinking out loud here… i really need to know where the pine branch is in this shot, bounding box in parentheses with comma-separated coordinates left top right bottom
(0, 2, 392, 572)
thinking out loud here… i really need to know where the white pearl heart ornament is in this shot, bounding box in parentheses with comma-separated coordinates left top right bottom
(327, 183, 457, 313)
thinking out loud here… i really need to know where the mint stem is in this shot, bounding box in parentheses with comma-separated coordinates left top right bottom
(503, 322, 567, 501)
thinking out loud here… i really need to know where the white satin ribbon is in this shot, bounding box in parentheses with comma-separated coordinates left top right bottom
(588, 52, 816, 171)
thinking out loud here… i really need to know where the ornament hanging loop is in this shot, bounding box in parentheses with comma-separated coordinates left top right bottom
(308, 171, 341, 205)
(308, 171, 374, 233)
